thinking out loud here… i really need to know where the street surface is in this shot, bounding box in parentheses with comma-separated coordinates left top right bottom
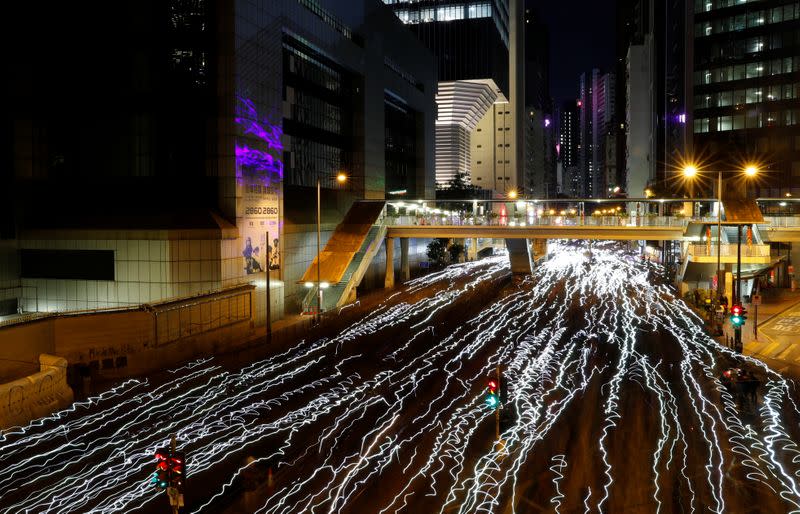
(2, 242, 800, 513)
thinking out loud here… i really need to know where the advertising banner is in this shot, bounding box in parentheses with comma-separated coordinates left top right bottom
(241, 178, 281, 277)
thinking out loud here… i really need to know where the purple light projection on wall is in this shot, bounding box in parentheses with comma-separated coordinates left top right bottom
(234, 96, 284, 180)
(544, 118, 551, 128)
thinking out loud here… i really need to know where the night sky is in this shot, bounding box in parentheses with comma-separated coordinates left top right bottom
(534, 0, 618, 103)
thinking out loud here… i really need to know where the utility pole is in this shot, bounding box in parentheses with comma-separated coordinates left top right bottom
(266, 232, 272, 343)
(169, 434, 180, 514)
(495, 365, 500, 441)
(734, 224, 742, 351)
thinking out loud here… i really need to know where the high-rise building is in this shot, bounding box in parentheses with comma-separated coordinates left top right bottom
(557, 101, 581, 196)
(618, 0, 691, 196)
(386, 0, 526, 195)
(5, 0, 436, 318)
(522, 5, 556, 197)
(692, 0, 800, 195)
(578, 70, 617, 197)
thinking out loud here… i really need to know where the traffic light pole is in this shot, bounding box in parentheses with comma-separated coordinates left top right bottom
(170, 435, 179, 514)
(734, 225, 742, 351)
(495, 366, 500, 441)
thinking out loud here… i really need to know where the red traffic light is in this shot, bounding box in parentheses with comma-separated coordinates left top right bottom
(487, 379, 497, 392)
(731, 304, 742, 315)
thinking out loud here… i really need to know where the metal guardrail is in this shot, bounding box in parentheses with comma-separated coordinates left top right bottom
(384, 214, 693, 228)
(762, 216, 800, 228)
(688, 244, 771, 258)
(154, 288, 252, 346)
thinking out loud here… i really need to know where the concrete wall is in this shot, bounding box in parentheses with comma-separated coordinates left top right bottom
(0, 240, 20, 315)
(0, 354, 73, 429)
(17, 238, 244, 313)
(0, 287, 259, 380)
(0, 320, 54, 382)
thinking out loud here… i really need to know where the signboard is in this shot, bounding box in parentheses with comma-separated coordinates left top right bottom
(752, 294, 762, 305)
(241, 178, 281, 276)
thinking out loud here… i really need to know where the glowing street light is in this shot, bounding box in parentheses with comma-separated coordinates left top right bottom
(314, 173, 347, 321)
(682, 164, 698, 178)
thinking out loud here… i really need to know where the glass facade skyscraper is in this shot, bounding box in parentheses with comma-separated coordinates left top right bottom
(692, 0, 800, 194)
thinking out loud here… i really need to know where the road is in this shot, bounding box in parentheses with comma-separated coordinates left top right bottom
(2, 242, 800, 513)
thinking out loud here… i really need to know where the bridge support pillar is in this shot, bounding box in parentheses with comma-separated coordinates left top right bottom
(400, 238, 410, 282)
(531, 239, 547, 261)
(385, 237, 395, 288)
(467, 238, 478, 260)
(505, 239, 532, 275)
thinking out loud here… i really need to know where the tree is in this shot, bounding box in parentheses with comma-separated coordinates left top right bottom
(448, 242, 465, 263)
(435, 173, 483, 212)
(426, 239, 449, 268)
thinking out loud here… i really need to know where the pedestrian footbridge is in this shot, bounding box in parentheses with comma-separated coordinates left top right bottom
(300, 198, 800, 312)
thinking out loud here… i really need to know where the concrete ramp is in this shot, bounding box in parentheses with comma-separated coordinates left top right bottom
(300, 201, 385, 284)
(723, 199, 764, 223)
(505, 239, 532, 274)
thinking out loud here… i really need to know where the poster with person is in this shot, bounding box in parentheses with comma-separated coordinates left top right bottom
(241, 176, 281, 277)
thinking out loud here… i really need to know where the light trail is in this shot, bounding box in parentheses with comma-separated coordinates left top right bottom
(2, 245, 800, 513)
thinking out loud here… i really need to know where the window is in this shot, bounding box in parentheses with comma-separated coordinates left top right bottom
(733, 115, 745, 130)
(467, 3, 491, 19)
(718, 91, 732, 106)
(21, 250, 115, 280)
(746, 62, 763, 78)
(746, 88, 762, 103)
(436, 5, 464, 21)
(746, 109, 761, 129)
(767, 85, 781, 101)
(694, 118, 709, 133)
(716, 116, 733, 131)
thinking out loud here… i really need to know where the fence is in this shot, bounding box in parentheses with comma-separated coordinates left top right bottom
(385, 213, 691, 228)
(688, 244, 770, 258)
(154, 288, 252, 346)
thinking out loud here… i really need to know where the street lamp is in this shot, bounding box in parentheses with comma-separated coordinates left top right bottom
(507, 189, 518, 200)
(314, 172, 347, 323)
(682, 164, 758, 341)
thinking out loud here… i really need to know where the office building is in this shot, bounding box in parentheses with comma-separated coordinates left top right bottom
(4, 0, 436, 318)
(617, 0, 690, 197)
(692, 0, 800, 195)
(557, 100, 581, 196)
(523, 5, 556, 197)
(387, 0, 526, 194)
(578, 70, 617, 197)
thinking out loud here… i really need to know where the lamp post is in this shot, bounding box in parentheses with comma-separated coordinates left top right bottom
(682, 164, 758, 342)
(314, 172, 347, 323)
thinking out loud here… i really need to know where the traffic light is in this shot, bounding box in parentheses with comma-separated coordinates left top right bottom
(169, 451, 186, 493)
(152, 448, 170, 490)
(485, 378, 500, 409)
(730, 304, 747, 328)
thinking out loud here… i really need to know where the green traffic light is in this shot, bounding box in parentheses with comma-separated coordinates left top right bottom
(485, 393, 499, 408)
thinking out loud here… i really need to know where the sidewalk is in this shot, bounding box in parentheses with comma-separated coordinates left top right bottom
(718, 289, 800, 377)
